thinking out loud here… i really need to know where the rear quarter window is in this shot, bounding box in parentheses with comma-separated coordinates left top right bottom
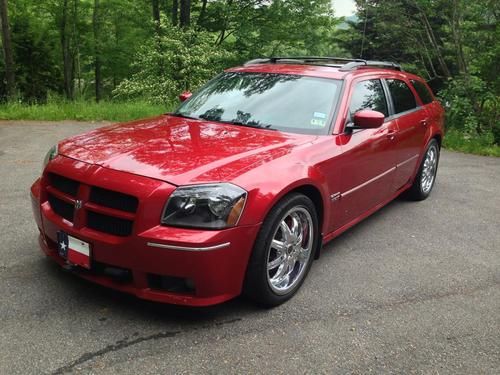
(411, 80, 434, 105)
(386, 79, 417, 114)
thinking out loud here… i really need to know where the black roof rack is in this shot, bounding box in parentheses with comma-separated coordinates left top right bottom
(244, 56, 403, 72)
(339, 60, 402, 71)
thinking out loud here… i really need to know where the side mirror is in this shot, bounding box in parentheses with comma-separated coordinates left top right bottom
(352, 109, 385, 129)
(179, 91, 192, 102)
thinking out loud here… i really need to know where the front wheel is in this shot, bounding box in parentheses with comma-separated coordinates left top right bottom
(406, 139, 440, 201)
(244, 193, 319, 307)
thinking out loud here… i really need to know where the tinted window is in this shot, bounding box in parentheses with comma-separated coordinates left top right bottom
(387, 79, 417, 114)
(411, 80, 434, 104)
(176, 72, 342, 135)
(349, 79, 388, 117)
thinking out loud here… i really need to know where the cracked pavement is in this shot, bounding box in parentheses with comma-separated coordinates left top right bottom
(0, 121, 499, 374)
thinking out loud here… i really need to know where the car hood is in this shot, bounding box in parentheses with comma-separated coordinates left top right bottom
(59, 115, 317, 186)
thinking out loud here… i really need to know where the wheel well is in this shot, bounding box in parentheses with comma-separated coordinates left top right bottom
(290, 185, 324, 229)
(433, 134, 442, 149)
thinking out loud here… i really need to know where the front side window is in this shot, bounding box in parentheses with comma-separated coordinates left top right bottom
(349, 79, 389, 117)
(411, 80, 434, 105)
(175, 72, 342, 135)
(387, 79, 417, 114)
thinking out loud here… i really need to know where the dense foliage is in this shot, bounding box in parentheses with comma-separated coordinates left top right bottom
(338, 0, 499, 147)
(0, 0, 498, 153)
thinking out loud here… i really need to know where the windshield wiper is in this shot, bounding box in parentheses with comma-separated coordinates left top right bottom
(212, 119, 277, 131)
(170, 112, 201, 121)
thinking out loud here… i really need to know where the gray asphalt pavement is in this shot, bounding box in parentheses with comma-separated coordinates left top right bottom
(1, 120, 499, 374)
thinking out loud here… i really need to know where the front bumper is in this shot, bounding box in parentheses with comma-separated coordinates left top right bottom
(31, 171, 261, 307)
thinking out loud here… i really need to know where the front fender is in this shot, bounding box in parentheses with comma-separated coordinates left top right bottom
(234, 159, 331, 233)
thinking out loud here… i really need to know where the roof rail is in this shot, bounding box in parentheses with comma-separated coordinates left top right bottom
(244, 56, 366, 67)
(339, 60, 402, 71)
(244, 56, 403, 71)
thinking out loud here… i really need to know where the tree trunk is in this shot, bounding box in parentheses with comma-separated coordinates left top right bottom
(450, 0, 468, 74)
(0, 0, 15, 100)
(73, 0, 82, 97)
(180, 0, 190, 28)
(93, 0, 102, 102)
(198, 0, 208, 25)
(152, 0, 161, 35)
(409, 0, 450, 78)
(60, 0, 74, 100)
(171, 0, 178, 26)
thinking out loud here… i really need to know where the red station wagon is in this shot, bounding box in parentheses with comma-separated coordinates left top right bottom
(31, 57, 445, 307)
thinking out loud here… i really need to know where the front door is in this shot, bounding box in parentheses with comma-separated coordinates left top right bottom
(334, 78, 399, 229)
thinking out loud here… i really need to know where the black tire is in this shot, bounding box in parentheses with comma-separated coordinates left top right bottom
(405, 139, 440, 201)
(243, 193, 319, 307)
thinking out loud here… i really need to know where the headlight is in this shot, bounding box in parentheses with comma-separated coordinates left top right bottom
(43, 144, 58, 171)
(162, 183, 247, 229)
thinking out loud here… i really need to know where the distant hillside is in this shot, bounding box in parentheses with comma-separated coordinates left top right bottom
(337, 14, 359, 29)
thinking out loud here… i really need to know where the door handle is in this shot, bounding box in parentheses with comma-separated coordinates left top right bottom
(387, 129, 396, 141)
(420, 118, 429, 127)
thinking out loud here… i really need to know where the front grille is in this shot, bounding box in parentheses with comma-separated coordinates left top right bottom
(89, 187, 138, 213)
(48, 173, 79, 197)
(48, 194, 74, 222)
(87, 211, 133, 237)
(45, 172, 139, 236)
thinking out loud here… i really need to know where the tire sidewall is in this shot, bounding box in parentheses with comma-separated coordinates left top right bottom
(244, 193, 319, 307)
(418, 139, 440, 198)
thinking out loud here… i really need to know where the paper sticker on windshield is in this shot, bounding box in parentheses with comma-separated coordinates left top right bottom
(311, 118, 326, 127)
(311, 112, 327, 127)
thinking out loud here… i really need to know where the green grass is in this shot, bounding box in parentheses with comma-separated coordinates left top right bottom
(0, 100, 171, 122)
(443, 129, 500, 157)
(1, 101, 498, 157)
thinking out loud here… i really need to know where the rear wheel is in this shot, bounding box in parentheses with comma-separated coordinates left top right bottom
(406, 139, 440, 201)
(244, 193, 319, 307)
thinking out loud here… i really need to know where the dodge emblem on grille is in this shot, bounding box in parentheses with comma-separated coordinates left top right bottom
(75, 200, 83, 210)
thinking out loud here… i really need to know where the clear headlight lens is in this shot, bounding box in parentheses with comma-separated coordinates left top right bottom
(43, 144, 58, 171)
(161, 183, 247, 229)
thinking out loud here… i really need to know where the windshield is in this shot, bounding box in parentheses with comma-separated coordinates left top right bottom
(174, 72, 342, 135)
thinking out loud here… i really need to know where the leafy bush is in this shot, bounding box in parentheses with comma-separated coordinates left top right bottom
(114, 24, 235, 104)
(439, 75, 499, 145)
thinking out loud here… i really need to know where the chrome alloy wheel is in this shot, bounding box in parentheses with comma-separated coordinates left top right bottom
(421, 144, 438, 194)
(267, 207, 314, 295)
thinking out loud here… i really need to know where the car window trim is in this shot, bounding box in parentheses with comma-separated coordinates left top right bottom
(328, 79, 345, 135)
(385, 106, 425, 121)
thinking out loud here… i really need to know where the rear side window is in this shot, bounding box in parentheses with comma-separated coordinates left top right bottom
(349, 79, 389, 117)
(386, 79, 417, 114)
(411, 80, 434, 104)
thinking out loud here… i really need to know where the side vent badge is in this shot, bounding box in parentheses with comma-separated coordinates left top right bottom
(330, 192, 341, 202)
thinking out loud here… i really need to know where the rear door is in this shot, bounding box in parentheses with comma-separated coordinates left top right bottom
(384, 78, 428, 190)
(411, 78, 444, 134)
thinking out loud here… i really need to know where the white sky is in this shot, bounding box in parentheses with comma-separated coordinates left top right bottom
(331, 0, 356, 17)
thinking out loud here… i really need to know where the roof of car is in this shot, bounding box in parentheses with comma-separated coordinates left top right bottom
(227, 57, 422, 81)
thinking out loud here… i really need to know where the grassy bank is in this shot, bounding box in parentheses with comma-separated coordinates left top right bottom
(443, 129, 500, 157)
(1, 102, 498, 157)
(0, 100, 170, 122)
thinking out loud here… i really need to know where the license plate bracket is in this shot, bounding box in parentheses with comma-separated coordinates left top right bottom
(57, 231, 91, 270)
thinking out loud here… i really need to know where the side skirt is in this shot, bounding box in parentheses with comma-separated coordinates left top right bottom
(321, 182, 412, 246)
